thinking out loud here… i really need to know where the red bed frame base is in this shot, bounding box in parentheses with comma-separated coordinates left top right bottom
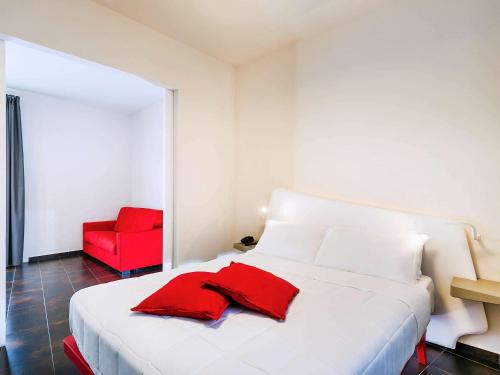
(63, 332, 427, 375)
(416, 332, 428, 365)
(63, 336, 94, 375)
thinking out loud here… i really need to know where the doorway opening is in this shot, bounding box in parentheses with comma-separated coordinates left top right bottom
(1, 38, 175, 371)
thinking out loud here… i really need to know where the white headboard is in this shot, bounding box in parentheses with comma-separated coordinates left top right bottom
(267, 188, 487, 348)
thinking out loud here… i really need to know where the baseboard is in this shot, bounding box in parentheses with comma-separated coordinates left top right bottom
(453, 342, 500, 368)
(28, 250, 83, 263)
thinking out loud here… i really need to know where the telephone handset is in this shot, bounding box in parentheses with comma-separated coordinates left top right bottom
(240, 236, 256, 245)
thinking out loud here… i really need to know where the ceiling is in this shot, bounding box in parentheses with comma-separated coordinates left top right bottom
(91, 0, 389, 65)
(6, 42, 164, 115)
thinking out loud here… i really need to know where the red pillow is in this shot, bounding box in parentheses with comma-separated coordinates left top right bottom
(114, 207, 157, 233)
(131, 272, 230, 320)
(205, 262, 299, 321)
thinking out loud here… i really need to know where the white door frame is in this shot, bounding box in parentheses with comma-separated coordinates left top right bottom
(163, 88, 177, 269)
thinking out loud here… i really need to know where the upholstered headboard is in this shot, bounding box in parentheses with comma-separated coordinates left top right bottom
(267, 188, 487, 348)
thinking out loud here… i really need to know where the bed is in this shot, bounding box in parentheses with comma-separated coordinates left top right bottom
(70, 252, 433, 375)
(67, 188, 487, 375)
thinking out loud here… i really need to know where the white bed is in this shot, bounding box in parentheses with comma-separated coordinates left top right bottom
(70, 251, 433, 375)
(69, 188, 487, 375)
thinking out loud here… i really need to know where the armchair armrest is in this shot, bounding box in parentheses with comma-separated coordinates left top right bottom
(83, 220, 116, 232)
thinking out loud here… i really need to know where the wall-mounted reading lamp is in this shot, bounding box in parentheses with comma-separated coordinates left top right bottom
(455, 222, 481, 241)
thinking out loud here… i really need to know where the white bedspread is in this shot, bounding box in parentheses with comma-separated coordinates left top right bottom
(69, 252, 433, 375)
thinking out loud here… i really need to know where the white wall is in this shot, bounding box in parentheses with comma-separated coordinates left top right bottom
(0, 0, 235, 265)
(130, 100, 164, 209)
(235, 0, 500, 354)
(234, 46, 296, 239)
(8, 88, 133, 261)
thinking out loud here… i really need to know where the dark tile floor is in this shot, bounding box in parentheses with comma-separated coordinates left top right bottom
(402, 342, 499, 375)
(2, 254, 161, 375)
(0, 254, 498, 375)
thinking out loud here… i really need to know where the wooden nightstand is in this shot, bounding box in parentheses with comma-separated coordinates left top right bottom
(450, 277, 500, 304)
(233, 242, 257, 252)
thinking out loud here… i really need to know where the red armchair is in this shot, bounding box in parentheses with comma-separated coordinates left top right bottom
(83, 207, 163, 273)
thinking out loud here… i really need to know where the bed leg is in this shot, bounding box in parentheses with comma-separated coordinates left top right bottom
(416, 332, 428, 366)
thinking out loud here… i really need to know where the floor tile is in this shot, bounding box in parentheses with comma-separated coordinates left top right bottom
(12, 278, 42, 294)
(421, 365, 454, 374)
(66, 269, 95, 279)
(43, 283, 75, 300)
(88, 266, 118, 278)
(128, 267, 162, 279)
(61, 258, 89, 271)
(46, 290, 73, 302)
(42, 276, 73, 287)
(45, 298, 71, 324)
(81, 257, 103, 269)
(39, 265, 65, 274)
(451, 344, 500, 372)
(7, 357, 53, 375)
(67, 267, 96, 279)
(5, 326, 52, 369)
(6, 307, 47, 335)
(13, 266, 40, 281)
(70, 271, 99, 290)
(41, 271, 70, 282)
(40, 268, 67, 278)
(61, 262, 89, 272)
(48, 320, 71, 349)
(402, 344, 444, 375)
(38, 259, 63, 268)
(52, 347, 80, 375)
(6, 270, 15, 282)
(432, 351, 500, 375)
(97, 274, 122, 283)
(72, 280, 99, 291)
(9, 291, 45, 311)
(86, 262, 122, 276)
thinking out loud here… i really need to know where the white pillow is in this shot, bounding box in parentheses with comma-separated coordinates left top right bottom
(314, 226, 427, 284)
(254, 220, 326, 263)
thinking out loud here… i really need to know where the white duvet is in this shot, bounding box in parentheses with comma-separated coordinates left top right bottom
(69, 252, 433, 375)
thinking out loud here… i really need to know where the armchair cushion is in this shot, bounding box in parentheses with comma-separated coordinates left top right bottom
(114, 207, 158, 233)
(84, 231, 117, 254)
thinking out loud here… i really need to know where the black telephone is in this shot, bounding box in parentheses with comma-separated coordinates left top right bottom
(240, 236, 256, 245)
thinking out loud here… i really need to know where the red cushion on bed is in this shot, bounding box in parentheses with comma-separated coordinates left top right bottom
(131, 272, 230, 320)
(205, 262, 299, 320)
(114, 207, 157, 233)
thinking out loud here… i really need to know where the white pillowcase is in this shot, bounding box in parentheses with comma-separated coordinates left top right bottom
(314, 226, 427, 284)
(254, 220, 326, 263)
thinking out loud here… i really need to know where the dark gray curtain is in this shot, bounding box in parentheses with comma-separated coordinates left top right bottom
(6, 95, 25, 266)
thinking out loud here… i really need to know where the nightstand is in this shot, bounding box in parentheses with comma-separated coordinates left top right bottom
(450, 277, 500, 304)
(233, 242, 257, 252)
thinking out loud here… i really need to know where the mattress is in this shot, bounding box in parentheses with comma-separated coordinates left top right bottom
(69, 252, 433, 375)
